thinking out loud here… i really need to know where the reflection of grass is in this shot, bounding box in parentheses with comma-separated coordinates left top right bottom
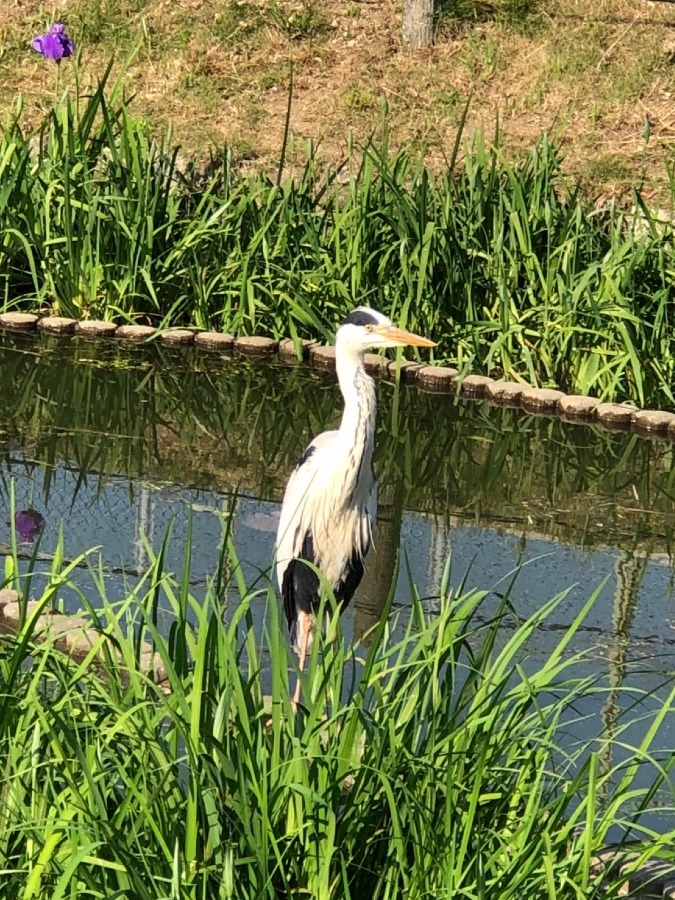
(0, 533, 673, 896)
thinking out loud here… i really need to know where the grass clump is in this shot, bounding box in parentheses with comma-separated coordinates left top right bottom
(71, 0, 146, 48)
(439, 0, 542, 28)
(0, 529, 673, 897)
(266, 0, 327, 40)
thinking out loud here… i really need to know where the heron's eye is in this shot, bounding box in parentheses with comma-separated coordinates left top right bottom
(364, 324, 373, 333)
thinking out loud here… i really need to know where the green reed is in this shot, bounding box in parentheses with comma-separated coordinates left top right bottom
(2, 68, 675, 405)
(0, 529, 673, 899)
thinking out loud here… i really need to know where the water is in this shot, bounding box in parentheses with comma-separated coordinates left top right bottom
(1, 331, 675, 807)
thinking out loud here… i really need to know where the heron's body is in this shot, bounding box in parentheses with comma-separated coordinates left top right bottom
(274, 308, 434, 700)
(276, 342, 377, 650)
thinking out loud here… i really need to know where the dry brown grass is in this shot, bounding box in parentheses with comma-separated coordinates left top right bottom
(2, 0, 675, 198)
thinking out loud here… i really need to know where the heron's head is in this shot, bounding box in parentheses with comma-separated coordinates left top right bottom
(337, 307, 436, 352)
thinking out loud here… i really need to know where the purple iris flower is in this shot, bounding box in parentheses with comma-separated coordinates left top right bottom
(31, 23, 75, 62)
(14, 510, 46, 542)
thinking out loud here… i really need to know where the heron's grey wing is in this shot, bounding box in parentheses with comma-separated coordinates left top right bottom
(275, 430, 338, 593)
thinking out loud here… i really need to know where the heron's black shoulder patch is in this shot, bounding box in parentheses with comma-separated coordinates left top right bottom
(295, 444, 316, 470)
(341, 309, 380, 329)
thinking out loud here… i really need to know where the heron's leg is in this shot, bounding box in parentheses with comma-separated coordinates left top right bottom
(293, 611, 313, 707)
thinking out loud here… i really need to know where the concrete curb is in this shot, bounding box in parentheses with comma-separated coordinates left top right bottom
(75, 320, 118, 338)
(0, 312, 38, 331)
(2, 311, 675, 444)
(279, 338, 316, 361)
(160, 328, 195, 347)
(194, 331, 235, 351)
(37, 316, 77, 335)
(520, 387, 567, 413)
(116, 324, 156, 341)
(235, 335, 278, 355)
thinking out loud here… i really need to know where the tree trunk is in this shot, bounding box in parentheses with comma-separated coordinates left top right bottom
(402, 0, 434, 50)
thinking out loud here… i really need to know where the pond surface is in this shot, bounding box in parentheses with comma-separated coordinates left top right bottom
(1, 331, 675, 797)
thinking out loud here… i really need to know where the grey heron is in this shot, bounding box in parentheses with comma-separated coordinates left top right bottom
(275, 307, 435, 703)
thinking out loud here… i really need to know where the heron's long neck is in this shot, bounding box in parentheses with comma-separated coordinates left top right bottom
(336, 344, 376, 498)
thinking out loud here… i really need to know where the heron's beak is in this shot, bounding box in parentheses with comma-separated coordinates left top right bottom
(377, 326, 436, 348)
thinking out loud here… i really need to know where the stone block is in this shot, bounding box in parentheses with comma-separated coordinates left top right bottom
(485, 381, 525, 406)
(116, 324, 156, 341)
(37, 316, 77, 335)
(416, 365, 459, 392)
(75, 320, 118, 338)
(160, 328, 195, 346)
(458, 374, 494, 398)
(309, 345, 337, 370)
(194, 331, 234, 351)
(234, 336, 278, 355)
(519, 387, 566, 413)
(0, 312, 38, 331)
(558, 395, 598, 419)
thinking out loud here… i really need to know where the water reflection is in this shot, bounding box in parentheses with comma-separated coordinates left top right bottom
(598, 550, 649, 778)
(3, 332, 675, 542)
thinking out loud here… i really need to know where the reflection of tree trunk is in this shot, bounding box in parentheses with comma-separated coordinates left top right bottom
(598, 547, 648, 779)
(426, 515, 453, 613)
(354, 481, 406, 643)
(134, 483, 154, 574)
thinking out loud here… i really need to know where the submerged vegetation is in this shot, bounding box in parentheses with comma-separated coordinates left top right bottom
(1, 69, 675, 407)
(0, 529, 674, 898)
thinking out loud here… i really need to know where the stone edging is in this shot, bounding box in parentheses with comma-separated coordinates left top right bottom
(0, 583, 673, 896)
(1, 311, 675, 442)
(589, 846, 675, 899)
(0, 588, 170, 691)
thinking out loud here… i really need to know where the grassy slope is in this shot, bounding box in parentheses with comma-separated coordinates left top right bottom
(2, 0, 675, 201)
